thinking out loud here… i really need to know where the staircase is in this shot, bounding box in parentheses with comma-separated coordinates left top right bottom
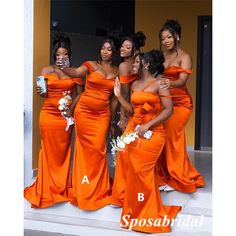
(24, 150, 212, 236)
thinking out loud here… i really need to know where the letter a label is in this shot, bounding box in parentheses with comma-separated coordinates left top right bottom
(81, 175, 90, 184)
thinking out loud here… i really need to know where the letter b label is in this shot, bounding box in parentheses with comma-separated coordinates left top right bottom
(138, 193, 144, 201)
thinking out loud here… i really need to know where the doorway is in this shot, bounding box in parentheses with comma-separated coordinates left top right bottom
(195, 16, 212, 150)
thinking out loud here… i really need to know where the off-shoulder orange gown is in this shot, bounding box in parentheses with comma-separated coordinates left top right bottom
(120, 90, 181, 233)
(69, 61, 115, 210)
(24, 73, 83, 208)
(111, 74, 138, 206)
(156, 66, 205, 192)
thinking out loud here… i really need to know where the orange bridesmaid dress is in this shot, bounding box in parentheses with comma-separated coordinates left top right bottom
(120, 90, 181, 233)
(156, 66, 205, 192)
(24, 73, 83, 208)
(69, 61, 115, 210)
(111, 74, 138, 207)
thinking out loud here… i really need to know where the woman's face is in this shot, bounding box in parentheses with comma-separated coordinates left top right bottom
(55, 47, 69, 60)
(133, 55, 141, 74)
(100, 42, 113, 62)
(161, 30, 175, 50)
(120, 40, 133, 58)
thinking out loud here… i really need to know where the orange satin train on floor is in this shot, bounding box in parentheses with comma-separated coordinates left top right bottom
(24, 73, 83, 208)
(156, 66, 205, 192)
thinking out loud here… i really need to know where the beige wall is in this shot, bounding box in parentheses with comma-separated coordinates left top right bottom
(31, 0, 211, 169)
(135, 0, 212, 145)
(32, 0, 50, 169)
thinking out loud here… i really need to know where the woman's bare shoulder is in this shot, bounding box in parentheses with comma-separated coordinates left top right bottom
(179, 49, 192, 61)
(41, 65, 55, 75)
(119, 61, 132, 75)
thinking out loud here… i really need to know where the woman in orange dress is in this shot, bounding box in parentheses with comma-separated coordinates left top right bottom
(114, 50, 181, 233)
(62, 38, 119, 210)
(111, 32, 146, 206)
(156, 19, 205, 193)
(24, 34, 84, 208)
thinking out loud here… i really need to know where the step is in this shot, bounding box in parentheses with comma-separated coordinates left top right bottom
(24, 198, 212, 235)
(24, 151, 212, 235)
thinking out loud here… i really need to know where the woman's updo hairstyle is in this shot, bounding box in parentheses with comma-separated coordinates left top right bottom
(121, 31, 146, 56)
(141, 50, 165, 77)
(159, 19, 181, 50)
(52, 33, 72, 62)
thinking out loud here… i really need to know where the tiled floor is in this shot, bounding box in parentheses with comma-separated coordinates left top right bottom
(24, 150, 212, 236)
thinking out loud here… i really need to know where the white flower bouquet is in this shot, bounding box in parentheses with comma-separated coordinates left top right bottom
(110, 125, 153, 167)
(58, 90, 74, 131)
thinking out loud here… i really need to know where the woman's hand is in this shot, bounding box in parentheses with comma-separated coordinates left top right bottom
(135, 123, 151, 137)
(160, 78, 171, 89)
(36, 85, 47, 97)
(118, 119, 127, 132)
(114, 77, 122, 98)
(109, 122, 116, 137)
(63, 108, 73, 117)
(56, 58, 70, 70)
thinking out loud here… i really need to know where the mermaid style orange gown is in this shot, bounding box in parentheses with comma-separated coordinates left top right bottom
(120, 91, 181, 233)
(24, 73, 83, 208)
(156, 66, 205, 192)
(69, 61, 115, 210)
(111, 74, 138, 207)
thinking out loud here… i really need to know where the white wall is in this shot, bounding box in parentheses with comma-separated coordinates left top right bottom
(24, 0, 34, 186)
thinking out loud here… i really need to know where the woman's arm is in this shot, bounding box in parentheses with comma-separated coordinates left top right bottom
(119, 86, 129, 131)
(114, 78, 134, 115)
(109, 94, 119, 136)
(62, 65, 88, 78)
(162, 53, 192, 89)
(135, 86, 173, 136)
(110, 94, 119, 124)
(119, 63, 132, 130)
(69, 84, 84, 115)
(119, 62, 131, 100)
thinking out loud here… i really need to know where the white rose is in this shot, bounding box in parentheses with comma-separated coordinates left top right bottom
(58, 98, 66, 105)
(117, 140, 126, 149)
(143, 130, 153, 140)
(123, 136, 132, 144)
(58, 105, 64, 111)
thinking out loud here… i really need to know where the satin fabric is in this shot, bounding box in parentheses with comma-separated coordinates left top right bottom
(111, 74, 138, 206)
(120, 74, 138, 84)
(111, 119, 132, 207)
(120, 91, 181, 233)
(156, 66, 205, 192)
(69, 61, 115, 210)
(24, 73, 83, 208)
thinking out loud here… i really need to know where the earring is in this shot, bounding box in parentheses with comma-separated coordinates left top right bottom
(153, 70, 158, 77)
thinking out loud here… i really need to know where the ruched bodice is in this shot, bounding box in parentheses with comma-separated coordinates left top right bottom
(83, 72, 114, 100)
(78, 62, 115, 114)
(42, 73, 83, 112)
(163, 66, 192, 108)
(131, 91, 164, 130)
